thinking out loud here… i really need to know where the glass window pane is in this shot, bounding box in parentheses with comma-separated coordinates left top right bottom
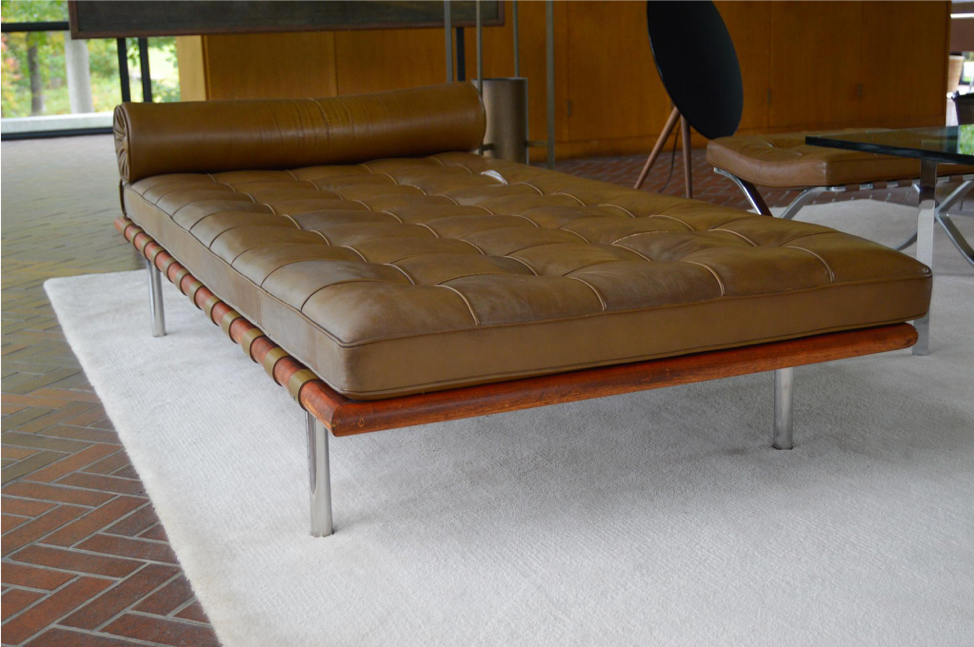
(149, 37, 180, 103)
(124, 38, 144, 103)
(122, 38, 181, 104)
(0, 0, 69, 22)
(2, 31, 124, 132)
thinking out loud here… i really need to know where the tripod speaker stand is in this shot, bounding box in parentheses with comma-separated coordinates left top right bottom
(634, 105, 694, 197)
(632, 1, 743, 199)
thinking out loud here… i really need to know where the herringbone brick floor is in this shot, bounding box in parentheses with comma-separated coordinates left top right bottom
(0, 135, 916, 646)
(2, 136, 219, 647)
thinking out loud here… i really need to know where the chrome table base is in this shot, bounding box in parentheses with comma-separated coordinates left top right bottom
(897, 175, 974, 271)
(912, 159, 938, 356)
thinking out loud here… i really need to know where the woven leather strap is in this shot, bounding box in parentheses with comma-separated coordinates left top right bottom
(220, 309, 242, 337)
(202, 295, 221, 322)
(239, 328, 266, 362)
(158, 255, 176, 275)
(185, 280, 204, 305)
(171, 267, 189, 288)
(262, 347, 289, 382)
(287, 369, 318, 404)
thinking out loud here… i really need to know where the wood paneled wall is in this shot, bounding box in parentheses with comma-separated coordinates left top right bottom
(176, 1, 950, 160)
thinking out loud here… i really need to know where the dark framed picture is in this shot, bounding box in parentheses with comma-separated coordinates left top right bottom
(69, 0, 503, 39)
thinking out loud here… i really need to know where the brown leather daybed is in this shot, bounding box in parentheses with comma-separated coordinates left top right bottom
(112, 84, 927, 537)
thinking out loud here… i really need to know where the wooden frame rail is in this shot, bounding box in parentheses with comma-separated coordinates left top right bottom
(117, 216, 918, 437)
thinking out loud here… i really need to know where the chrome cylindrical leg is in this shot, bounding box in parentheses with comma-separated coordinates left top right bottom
(773, 367, 794, 450)
(146, 261, 166, 338)
(913, 158, 938, 356)
(307, 412, 334, 537)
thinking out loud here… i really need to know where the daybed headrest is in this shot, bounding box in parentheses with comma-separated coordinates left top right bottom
(113, 83, 486, 183)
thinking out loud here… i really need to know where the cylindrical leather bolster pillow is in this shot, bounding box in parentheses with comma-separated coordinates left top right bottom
(113, 82, 486, 183)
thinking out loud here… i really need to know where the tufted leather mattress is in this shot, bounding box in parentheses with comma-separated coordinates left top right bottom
(116, 84, 931, 399)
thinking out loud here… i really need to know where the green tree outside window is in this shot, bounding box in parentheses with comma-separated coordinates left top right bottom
(1, 0, 180, 119)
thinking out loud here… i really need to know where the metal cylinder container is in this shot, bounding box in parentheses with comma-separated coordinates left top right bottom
(481, 77, 529, 164)
(952, 91, 974, 125)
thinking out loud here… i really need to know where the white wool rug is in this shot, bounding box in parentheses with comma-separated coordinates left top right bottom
(46, 201, 974, 647)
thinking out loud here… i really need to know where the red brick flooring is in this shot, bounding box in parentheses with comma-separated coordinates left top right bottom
(2, 136, 217, 647)
(0, 135, 919, 646)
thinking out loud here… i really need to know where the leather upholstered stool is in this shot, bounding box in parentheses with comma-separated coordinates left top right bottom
(708, 131, 974, 265)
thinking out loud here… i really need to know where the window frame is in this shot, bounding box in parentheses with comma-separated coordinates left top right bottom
(0, 21, 152, 140)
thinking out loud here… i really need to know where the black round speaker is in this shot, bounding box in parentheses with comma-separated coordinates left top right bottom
(646, 1, 743, 140)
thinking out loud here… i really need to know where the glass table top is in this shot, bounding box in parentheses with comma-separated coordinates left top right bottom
(806, 126, 974, 165)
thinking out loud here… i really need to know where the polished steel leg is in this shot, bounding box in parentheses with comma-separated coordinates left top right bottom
(712, 168, 772, 216)
(146, 261, 166, 338)
(913, 159, 938, 356)
(773, 367, 794, 450)
(307, 412, 333, 537)
(778, 187, 827, 220)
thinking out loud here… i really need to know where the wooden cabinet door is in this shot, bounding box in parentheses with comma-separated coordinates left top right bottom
(334, 29, 445, 96)
(769, 1, 862, 128)
(565, 1, 668, 142)
(204, 32, 338, 100)
(860, 1, 948, 125)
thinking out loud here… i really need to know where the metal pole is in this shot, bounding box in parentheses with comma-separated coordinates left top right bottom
(475, 0, 483, 94)
(545, 0, 555, 169)
(137, 37, 152, 102)
(512, 0, 520, 77)
(444, 0, 453, 83)
(456, 27, 466, 81)
(116, 38, 131, 103)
